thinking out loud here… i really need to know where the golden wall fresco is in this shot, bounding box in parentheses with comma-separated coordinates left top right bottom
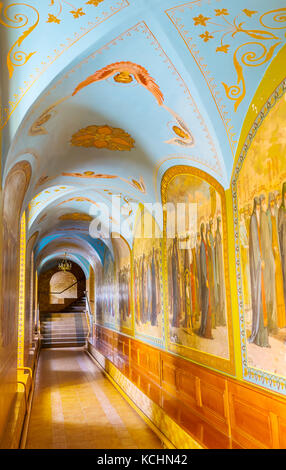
(161, 166, 234, 374)
(102, 248, 116, 328)
(112, 236, 133, 335)
(236, 93, 286, 379)
(132, 207, 163, 345)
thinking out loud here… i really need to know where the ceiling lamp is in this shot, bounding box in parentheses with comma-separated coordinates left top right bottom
(58, 252, 72, 272)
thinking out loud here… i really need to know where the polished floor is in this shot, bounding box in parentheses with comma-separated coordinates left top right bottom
(26, 348, 163, 449)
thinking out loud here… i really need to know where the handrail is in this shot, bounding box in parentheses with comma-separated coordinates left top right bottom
(17, 366, 33, 379)
(50, 276, 85, 295)
(84, 290, 93, 340)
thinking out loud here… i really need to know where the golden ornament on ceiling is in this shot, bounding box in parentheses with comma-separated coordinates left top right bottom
(70, 124, 135, 151)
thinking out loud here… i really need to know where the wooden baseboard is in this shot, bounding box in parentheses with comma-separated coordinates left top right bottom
(86, 343, 203, 450)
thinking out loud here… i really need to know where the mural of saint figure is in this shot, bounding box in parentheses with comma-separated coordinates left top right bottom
(183, 238, 192, 331)
(268, 192, 286, 328)
(171, 235, 181, 328)
(195, 232, 201, 320)
(248, 197, 269, 347)
(119, 269, 125, 321)
(141, 254, 147, 324)
(215, 216, 226, 326)
(198, 223, 213, 339)
(146, 255, 152, 323)
(239, 211, 251, 309)
(151, 249, 158, 326)
(260, 194, 277, 333)
(278, 182, 286, 314)
(209, 219, 218, 327)
(155, 249, 161, 316)
(190, 235, 200, 324)
(206, 223, 215, 332)
(134, 259, 140, 324)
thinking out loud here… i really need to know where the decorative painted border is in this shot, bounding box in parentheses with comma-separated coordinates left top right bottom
(165, 1, 237, 158)
(232, 78, 286, 393)
(132, 206, 165, 348)
(18, 212, 26, 368)
(9, 21, 222, 181)
(1, 0, 129, 129)
(161, 165, 235, 375)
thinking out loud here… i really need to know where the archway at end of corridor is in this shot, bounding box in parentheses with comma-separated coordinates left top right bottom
(38, 262, 86, 314)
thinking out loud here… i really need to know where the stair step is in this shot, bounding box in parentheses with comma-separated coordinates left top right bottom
(41, 342, 86, 348)
(39, 297, 89, 349)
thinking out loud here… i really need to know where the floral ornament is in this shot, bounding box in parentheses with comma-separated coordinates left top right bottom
(61, 171, 146, 194)
(70, 8, 85, 18)
(193, 14, 210, 26)
(0, 3, 39, 79)
(59, 213, 93, 221)
(56, 197, 100, 207)
(195, 8, 286, 111)
(62, 171, 118, 178)
(86, 0, 104, 5)
(47, 1, 86, 23)
(46, 13, 61, 24)
(215, 9, 229, 16)
(216, 44, 230, 53)
(70, 124, 135, 151)
(242, 9, 257, 17)
(200, 31, 214, 42)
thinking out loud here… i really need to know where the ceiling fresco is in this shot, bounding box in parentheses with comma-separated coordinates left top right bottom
(1, 0, 285, 272)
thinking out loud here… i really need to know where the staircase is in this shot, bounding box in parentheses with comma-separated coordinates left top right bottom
(40, 296, 89, 348)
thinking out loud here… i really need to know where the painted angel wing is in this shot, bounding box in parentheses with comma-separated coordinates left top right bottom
(72, 64, 117, 96)
(72, 61, 164, 106)
(132, 64, 164, 106)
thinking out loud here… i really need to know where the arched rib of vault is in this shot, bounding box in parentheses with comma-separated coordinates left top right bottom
(34, 231, 111, 266)
(38, 252, 90, 279)
(35, 236, 105, 273)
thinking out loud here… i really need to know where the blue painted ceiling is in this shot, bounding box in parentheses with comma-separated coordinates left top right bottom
(1, 0, 285, 271)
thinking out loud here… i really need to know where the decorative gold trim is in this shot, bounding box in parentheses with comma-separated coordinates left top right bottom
(1, 0, 130, 128)
(17, 211, 26, 368)
(161, 165, 235, 376)
(0, 3, 39, 79)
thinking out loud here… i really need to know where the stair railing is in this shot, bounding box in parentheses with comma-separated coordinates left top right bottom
(84, 291, 93, 342)
(50, 276, 85, 295)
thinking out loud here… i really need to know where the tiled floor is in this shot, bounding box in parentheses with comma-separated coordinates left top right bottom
(25, 348, 163, 449)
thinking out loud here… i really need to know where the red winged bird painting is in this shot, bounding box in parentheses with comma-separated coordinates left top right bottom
(72, 61, 164, 106)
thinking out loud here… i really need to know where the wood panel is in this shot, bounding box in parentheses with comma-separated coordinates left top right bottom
(91, 325, 286, 449)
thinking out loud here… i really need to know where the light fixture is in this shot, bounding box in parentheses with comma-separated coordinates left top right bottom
(58, 252, 72, 272)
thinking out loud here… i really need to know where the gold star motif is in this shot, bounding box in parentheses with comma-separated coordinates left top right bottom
(46, 13, 60, 24)
(215, 8, 229, 16)
(86, 0, 104, 5)
(193, 14, 210, 26)
(216, 44, 230, 53)
(242, 9, 258, 17)
(70, 8, 86, 18)
(200, 31, 214, 42)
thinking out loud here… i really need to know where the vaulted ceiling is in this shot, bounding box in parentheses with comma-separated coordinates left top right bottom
(1, 0, 285, 271)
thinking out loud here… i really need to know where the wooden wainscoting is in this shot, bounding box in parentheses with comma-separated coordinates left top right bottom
(90, 325, 286, 449)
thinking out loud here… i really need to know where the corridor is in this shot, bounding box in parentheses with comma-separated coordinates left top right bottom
(1, 0, 286, 451)
(25, 349, 163, 450)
